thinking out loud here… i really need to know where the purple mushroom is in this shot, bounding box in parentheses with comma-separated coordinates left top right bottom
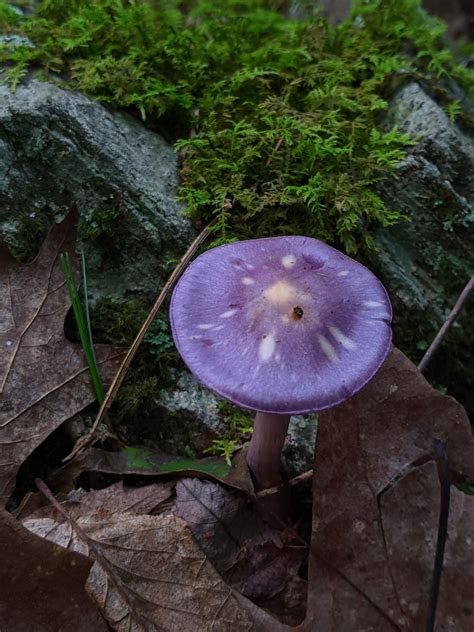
(170, 236, 392, 491)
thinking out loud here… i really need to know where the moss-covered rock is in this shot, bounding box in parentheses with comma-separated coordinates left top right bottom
(0, 79, 195, 303)
(373, 82, 474, 414)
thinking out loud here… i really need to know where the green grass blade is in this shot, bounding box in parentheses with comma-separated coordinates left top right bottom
(60, 252, 105, 404)
(80, 246, 98, 367)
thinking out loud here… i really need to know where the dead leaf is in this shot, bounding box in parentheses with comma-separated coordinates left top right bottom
(0, 509, 107, 631)
(52, 446, 231, 490)
(175, 477, 306, 620)
(0, 210, 125, 505)
(175, 478, 276, 575)
(23, 505, 285, 631)
(381, 461, 474, 631)
(225, 541, 306, 601)
(67, 480, 175, 515)
(302, 347, 474, 631)
(258, 576, 308, 627)
(224, 444, 255, 495)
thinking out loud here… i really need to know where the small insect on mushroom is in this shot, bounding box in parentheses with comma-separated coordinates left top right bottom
(292, 305, 304, 319)
(170, 236, 392, 492)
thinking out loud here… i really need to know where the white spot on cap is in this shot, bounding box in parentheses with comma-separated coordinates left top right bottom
(258, 333, 276, 362)
(245, 263, 255, 270)
(263, 280, 296, 303)
(337, 270, 349, 277)
(242, 277, 255, 285)
(319, 334, 338, 362)
(364, 300, 382, 308)
(329, 325, 356, 350)
(281, 254, 297, 269)
(197, 323, 214, 330)
(220, 308, 238, 318)
(213, 324, 224, 331)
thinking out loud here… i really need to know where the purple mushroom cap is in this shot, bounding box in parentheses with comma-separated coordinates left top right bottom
(170, 236, 392, 415)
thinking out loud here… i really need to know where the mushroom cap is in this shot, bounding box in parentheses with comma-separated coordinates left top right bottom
(170, 236, 392, 414)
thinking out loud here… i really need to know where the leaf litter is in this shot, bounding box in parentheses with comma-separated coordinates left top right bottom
(0, 508, 107, 631)
(25, 480, 283, 632)
(302, 347, 474, 632)
(0, 209, 125, 506)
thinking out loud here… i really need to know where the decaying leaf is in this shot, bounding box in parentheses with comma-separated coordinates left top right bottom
(23, 500, 285, 631)
(67, 480, 175, 516)
(0, 509, 107, 631)
(56, 445, 230, 479)
(175, 478, 276, 575)
(0, 210, 125, 505)
(225, 540, 306, 601)
(302, 347, 474, 631)
(176, 477, 307, 619)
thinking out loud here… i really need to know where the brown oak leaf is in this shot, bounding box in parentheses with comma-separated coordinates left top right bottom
(302, 347, 474, 631)
(0, 508, 107, 631)
(0, 210, 125, 505)
(23, 501, 284, 631)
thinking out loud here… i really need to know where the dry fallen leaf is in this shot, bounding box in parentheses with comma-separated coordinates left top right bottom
(175, 478, 277, 575)
(0, 210, 125, 505)
(302, 347, 474, 631)
(23, 500, 286, 631)
(176, 478, 307, 622)
(67, 480, 175, 515)
(0, 509, 107, 631)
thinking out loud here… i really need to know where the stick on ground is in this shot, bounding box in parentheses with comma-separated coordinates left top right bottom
(63, 223, 214, 463)
(418, 276, 473, 373)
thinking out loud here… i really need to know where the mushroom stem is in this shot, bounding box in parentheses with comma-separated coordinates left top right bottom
(247, 412, 291, 491)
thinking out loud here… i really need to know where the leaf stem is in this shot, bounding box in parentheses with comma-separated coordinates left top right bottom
(426, 440, 450, 632)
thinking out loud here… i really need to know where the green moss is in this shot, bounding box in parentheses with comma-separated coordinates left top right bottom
(66, 297, 181, 442)
(2, 0, 473, 253)
(205, 401, 253, 464)
(7, 212, 52, 262)
(79, 207, 120, 240)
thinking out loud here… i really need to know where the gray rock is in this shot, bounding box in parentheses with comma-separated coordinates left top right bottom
(157, 370, 226, 437)
(373, 82, 474, 408)
(113, 370, 227, 457)
(288, 0, 350, 23)
(116, 366, 315, 473)
(0, 79, 195, 303)
(0, 34, 33, 49)
(285, 415, 317, 477)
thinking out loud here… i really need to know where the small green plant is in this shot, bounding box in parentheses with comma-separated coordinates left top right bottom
(79, 207, 120, 240)
(60, 249, 105, 403)
(443, 100, 462, 123)
(144, 318, 174, 356)
(205, 401, 253, 465)
(204, 438, 240, 467)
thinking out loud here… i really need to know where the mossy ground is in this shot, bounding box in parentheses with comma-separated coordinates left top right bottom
(3, 0, 473, 253)
(2, 0, 474, 439)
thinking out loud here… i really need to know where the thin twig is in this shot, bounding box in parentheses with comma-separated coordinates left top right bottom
(62, 222, 214, 463)
(425, 440, 450, 632)
(264, 136, 284, 167)
(418, 276, 473, 372)
(255, 468, 313, 498)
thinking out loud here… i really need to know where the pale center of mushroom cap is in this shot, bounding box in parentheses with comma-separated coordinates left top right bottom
(249, 279, 315, 326)
(262, 280, 297, 304)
